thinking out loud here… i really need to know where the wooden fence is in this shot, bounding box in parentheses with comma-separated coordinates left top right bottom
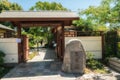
(64, 31, 104, 37)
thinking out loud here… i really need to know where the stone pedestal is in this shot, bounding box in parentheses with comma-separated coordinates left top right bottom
(62, 39, 86, 73)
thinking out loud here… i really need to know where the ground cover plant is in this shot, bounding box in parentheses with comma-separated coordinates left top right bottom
(85, 52, 110, 74)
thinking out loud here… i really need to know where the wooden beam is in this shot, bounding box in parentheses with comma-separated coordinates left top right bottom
(12, 21, 21, 27)
(0, 18, 79, 22)
(20, 21, 62, 27)
(64, 20, 72, 26)
(17, 26, 21, 38)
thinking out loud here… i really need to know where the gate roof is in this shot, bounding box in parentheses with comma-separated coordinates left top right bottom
(0, 11, 79, 25)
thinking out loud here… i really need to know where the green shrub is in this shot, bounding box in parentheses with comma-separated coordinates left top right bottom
(0, 50, 5, 65)
(0, 50, 5, 76)
(0, 66, 4, 74)
(86, 52, 104, 70)
(0, 66, 13, 78)
(104, 31, 117, 58)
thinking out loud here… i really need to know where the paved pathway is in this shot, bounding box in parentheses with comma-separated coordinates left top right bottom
(2, 48, 120, 80)
(1, 48, 78, 80)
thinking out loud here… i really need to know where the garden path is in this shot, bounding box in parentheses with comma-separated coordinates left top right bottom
(1, 48, 120, 80)
(1, 48, 77, 80)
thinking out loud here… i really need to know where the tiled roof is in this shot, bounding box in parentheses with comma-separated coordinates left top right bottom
(0, 11, 79, 18)
(0, 24, 14, 31)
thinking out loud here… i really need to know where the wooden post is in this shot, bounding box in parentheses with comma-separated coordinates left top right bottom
(17, 27, 21, 38)
(22, 35, 29, 62)
(102, 32, 105, 60)
(17, 26, 22, 63)
(56, 27, 58, 57)
(61, 22, 65, 60)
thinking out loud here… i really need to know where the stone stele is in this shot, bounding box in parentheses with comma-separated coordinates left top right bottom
(62, 39, 86, 73)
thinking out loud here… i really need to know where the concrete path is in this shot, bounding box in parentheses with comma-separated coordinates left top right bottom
(1, 48, 78, 80)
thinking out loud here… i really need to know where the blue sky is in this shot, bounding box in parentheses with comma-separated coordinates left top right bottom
(8, 0, 101, 11)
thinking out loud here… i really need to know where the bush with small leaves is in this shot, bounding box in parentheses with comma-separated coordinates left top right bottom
(0, 66, 4, 74)
(0, 50, 5, 75)
(0, 50, 5, 65)
(86, 52, 104, 70)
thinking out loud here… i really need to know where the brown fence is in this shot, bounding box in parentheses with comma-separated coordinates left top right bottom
(64, 31, 104, 37)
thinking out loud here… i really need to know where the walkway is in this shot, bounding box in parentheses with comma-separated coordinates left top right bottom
(1, 48, 77, 80)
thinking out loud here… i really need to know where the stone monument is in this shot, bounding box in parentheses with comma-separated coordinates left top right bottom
(62, 39, 86, 74)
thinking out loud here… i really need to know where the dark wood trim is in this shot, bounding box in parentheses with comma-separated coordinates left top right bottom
(12, 21, 72, 26)
(12, 21, 21, 27)
(61, 22, 65, 60)
(17, 27, 21, 38)
(102, 33, 105, 60)
(17, 26, 22, 63)
(0, 18, 79, 22)
(20, 21, 63, 27)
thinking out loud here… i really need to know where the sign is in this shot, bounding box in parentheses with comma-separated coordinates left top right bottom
(16, 38, 21, 43)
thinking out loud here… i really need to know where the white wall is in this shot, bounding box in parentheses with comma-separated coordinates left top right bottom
(0, 38, 18, 63)
(65, 36, 102, 59)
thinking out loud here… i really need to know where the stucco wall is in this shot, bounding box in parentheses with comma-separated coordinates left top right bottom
(0, 38, 18, 63)
(65, 36, 102, 59)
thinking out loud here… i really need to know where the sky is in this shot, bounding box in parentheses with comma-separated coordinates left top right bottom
(8, 0, 101, 11)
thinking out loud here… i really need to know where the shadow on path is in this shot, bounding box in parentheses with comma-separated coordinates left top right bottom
(1, 48, 79, 80)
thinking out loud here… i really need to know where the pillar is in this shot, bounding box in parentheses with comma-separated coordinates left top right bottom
(61, 22, 65, 60)
(17, 26, 22, 63)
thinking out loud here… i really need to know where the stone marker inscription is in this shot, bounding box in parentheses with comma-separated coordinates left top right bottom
(62, 39, 86, 73)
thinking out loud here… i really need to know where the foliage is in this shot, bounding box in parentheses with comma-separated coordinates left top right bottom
(104, 30, 118, 59)
(0, 0, 22, 12)
(30, 1, 67, 10)
(85, 53, 110, 74)
(73, 19, 94, 31)
(74, 0, 120, 31)
(110, 23, 120, 30)
(86, 52, 104, 70)
(0, 0, 23, 28)
(0, 50, 5, 65)
(93, 68, 110, 74)
(117, 42, 120, 58)
(0, 67, 13, 78)
(0, 66, 4, 76)
(117, 30, 120, 58)
(25, 1, 68, 47)
(0, 50, 6, 77)
(26, 27, 51, 47)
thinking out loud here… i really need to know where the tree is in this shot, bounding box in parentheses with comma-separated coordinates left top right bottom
(109, 0, 120, 30)
(0, 0, 23, 28)
(73, 18, 94, 31)
(74, 0, 117, 31)
(30, 1, 67, 10)
(0, 0, 22, 12)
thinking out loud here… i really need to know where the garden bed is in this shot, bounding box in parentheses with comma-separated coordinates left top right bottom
(28, 51, 38, 60)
